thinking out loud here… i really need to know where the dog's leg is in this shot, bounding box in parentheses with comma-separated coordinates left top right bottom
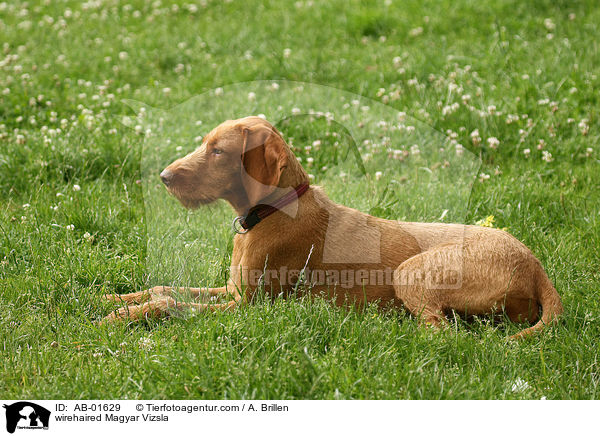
(104, 285, 234, 305)
(393, 247, 460, 329)
(394, 235, 554, 338)
(100, 294, 241, 324)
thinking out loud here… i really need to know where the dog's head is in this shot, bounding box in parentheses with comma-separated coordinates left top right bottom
(160, 116, 307, 212)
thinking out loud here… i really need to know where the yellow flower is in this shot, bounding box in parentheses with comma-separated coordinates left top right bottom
(476, 215, 495, 227)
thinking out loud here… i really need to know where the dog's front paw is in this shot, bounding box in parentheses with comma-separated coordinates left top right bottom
(98, 306, 133, 325)
(99, 297, 181, 325)
(103, 291, 153, 305)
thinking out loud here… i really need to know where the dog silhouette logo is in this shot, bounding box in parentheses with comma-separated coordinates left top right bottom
(2, 402, 50, 434)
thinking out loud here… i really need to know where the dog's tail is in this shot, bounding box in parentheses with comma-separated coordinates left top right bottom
(510, 268, 563, 340)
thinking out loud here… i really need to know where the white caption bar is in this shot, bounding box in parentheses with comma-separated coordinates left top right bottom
(0, 400, 592, 436)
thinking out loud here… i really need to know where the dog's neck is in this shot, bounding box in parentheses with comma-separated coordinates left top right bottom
(228, 147, 310, 215)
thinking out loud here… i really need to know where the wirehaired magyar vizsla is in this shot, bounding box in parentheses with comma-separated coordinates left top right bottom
(103, 116, 563, 339)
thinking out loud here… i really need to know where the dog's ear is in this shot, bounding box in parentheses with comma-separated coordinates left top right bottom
(241, 124, 288, 207)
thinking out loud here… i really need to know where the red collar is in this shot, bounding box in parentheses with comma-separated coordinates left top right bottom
(233, 183, 309, 233)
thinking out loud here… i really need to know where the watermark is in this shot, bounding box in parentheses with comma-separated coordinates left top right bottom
(121, 80, 480, 292)
(231, 266, 462, 290)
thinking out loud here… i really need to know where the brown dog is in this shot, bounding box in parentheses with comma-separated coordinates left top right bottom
(103, 116, 563, 339)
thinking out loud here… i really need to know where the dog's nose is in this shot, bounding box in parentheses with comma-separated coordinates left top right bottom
(160, 169, 174, 186)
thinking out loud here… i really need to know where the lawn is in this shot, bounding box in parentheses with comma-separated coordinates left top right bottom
(0, 0, 599, 399)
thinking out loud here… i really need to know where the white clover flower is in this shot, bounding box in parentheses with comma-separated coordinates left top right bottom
(487, 137, 500, 149)
(585, 147, 593, 157)
(22, 203, 30, 209)
(542, 150, 554, 162)
(162, 87, 171, 95)
(306, 157, 314, 164)
(506, 114, 519, 124)
(442, 103, 459, 116)
(537, 139, 546, 150)
(375, 171, 383, 180)
(409, 26, 423, 37)
(247, 92, 256, 101)
(511, 378, 530, 393)
(543, 18, 555, 31)
(139, 337, 154, 350)
(66, 224, 75, 231)
(73, 184, 81, 191)
(478, 173, 490, 182)
(118, 51, 128, 60)
(470, 129, 482, 146)
(214, 87, 224, 96)
(578, 119, 589, 136)
(134, 125, 143, 134)
(283, 48, 292, 58)
(291, 107, 301, 115)
(523, 148, 531, 158)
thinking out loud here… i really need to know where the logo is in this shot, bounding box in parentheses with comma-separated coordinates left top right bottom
(3, 402, 50, 434)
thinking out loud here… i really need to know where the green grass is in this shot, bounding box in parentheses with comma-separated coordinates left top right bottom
(1, 0, 599, 399)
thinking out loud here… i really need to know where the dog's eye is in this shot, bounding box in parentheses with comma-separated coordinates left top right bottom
(212, 148, 223, 155)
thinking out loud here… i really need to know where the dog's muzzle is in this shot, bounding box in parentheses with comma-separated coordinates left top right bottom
(160, 169, 174, 186)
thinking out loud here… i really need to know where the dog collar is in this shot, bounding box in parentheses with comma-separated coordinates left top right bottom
(232, 183, 309, 234)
